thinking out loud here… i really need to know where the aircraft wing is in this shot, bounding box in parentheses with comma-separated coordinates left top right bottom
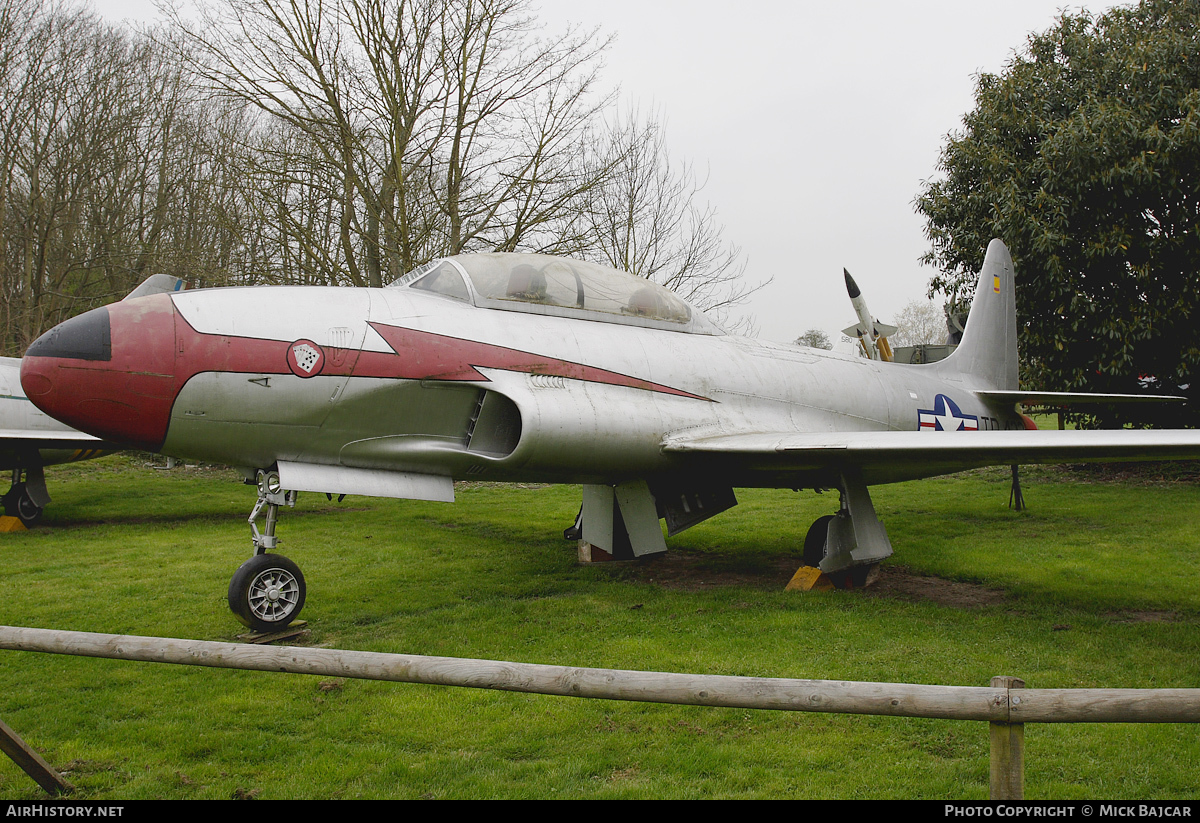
(0, 428, 106, 443)
(0, 428, 108, 452)
(975, 390, 1186, 405)
(661, 429, 1200, 485)
(0, 429, 113, 476)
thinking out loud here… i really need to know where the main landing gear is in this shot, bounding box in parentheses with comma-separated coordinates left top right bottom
(3, 467, 48, 527)
(228, 469, 307, 633)
(801, 469, 893, 588)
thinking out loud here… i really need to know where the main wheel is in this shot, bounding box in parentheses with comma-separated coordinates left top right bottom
(828, 562, 881, 590)
(228, 553, 306, 633)
(3, 484, 42, 527)
(803, 514, 835, 567)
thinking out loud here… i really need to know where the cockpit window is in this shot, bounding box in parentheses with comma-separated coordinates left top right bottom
(403, 260, 470, 302)
(389, 253, 721, 334)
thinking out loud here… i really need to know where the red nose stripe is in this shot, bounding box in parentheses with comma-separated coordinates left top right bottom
(21, 295, 180, 450)
(361, 322, 709, 400)
(23, 299, 360, 449)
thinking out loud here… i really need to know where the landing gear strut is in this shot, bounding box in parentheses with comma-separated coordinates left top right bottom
(803, 469, 892, 588)
(3, 467, 47, 527)
(228, 469, 307, 632)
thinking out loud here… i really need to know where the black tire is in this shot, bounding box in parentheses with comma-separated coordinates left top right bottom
(828, 563, 880, 591)
(848, 563, 880, 589)
(228, 553, 306, 632)
(3, 484, 42, 527)
(803, 514, 835, 567)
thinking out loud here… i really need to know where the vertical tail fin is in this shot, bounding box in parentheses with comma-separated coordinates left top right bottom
(935, 239, 1018, 390)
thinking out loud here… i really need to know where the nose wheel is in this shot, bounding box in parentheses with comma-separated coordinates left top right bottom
(228, 553, 307, 633)
(229, 469, 307, 632)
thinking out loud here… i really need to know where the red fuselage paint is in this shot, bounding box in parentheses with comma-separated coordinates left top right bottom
(21, 294, 707, 451)
(21, 295, 179, 450)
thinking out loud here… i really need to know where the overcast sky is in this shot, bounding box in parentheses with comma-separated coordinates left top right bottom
(94, 0, 1122, 344)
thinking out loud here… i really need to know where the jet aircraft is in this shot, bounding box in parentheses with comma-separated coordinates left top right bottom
(19, 240, 1200, 632)
(0, 356, 114, 525)
(1, 275, 186, 525)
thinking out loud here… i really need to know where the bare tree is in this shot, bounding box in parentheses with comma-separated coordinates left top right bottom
(165, 0, 760, 321)
(0, 2, 276, 354)
(794, 328, 833, 350)
(0, 0, 765, 354)
(165, 0, 614, 287)
(580, 108, 764, 323)
(889, 298, 947, 348)
(1, 4, 150, 350)
(0, 0, 44, 348)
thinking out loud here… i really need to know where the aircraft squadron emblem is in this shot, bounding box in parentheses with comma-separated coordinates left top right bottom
(287, 340, 325, 377)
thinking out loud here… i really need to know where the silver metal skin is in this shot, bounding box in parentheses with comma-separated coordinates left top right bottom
(158, 261, 1018, 489)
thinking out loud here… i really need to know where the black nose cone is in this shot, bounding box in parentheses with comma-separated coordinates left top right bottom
(26, 306, 111, 361)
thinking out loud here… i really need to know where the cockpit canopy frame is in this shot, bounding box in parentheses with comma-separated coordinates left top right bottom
(392, 253, 725, 336)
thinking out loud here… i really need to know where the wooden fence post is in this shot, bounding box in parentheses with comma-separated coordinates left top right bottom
(990, 676, 1025, 800)
(0, 716, 73, 795)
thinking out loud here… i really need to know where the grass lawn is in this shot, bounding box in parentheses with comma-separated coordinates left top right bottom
(0, 455, 1197, 799)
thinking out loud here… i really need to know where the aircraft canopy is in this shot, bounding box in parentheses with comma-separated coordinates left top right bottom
(392, 253, 724, 335)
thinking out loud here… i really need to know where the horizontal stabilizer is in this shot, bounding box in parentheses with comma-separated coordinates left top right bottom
(276, 461, 454, 502)
(977, 390, 1186, 406)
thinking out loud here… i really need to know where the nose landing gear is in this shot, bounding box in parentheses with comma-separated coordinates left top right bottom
(228, 553, 306, 633)
(228, 469, 307, 633)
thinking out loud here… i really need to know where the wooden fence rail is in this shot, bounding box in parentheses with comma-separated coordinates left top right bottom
(2, 625, 1198, 799)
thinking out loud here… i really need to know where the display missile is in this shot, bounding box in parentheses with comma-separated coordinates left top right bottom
(841, 269, 897, 361)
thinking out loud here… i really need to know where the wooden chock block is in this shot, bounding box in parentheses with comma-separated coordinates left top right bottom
(235, 621, 309, 645)
(0, 517, 27, 533)
(578, 541, 615, 563)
